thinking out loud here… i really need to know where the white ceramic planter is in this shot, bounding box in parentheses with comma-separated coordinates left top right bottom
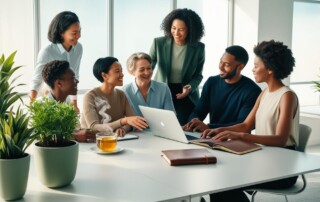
(0, 154, 30, 201)
(34, 140, 79, 188)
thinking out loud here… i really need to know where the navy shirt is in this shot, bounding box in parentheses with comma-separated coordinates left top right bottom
(189, 75, 261, 128)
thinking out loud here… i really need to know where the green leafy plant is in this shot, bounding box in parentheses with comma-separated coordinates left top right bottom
(0, 51, 35, 159)
(314, 80, 320, 92)
(28, 98, 78, 147)
(0, 51, 25, 119)
(0, 108, 35, 159)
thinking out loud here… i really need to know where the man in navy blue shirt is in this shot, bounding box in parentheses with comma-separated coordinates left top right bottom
(183, 45, 261, 132)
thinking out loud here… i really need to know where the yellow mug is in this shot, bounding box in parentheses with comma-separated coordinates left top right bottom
(96, 132, 117, 152)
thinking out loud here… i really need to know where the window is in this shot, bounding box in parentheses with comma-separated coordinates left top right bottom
(113, 0, 171, 84)
(39, 0, 108, 91)
(0, 0, 34, 93)
(291, 1, 320, 106)
(177, 0, 229, 86)
(114, 0, 229, 86)
(1, 0, 230, 93)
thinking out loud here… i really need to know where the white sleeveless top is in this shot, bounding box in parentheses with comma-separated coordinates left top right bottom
(255, 86, 299, 147)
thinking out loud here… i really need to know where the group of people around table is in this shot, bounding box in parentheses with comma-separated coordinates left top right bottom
(29, 8, 300, 202)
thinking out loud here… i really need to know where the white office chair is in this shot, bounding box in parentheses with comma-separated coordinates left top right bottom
(248, 123, 312, 202)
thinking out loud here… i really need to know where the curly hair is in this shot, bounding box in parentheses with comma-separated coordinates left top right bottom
(126, 52, 152, 75)
(42, 60, 70, 89)
(48, 11, 80, 43)
(93, 57, 118, 82)
(161, 8, 204, 46)
(254, 40, 295, 80)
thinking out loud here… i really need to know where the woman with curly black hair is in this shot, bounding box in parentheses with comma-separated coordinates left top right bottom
(201, 40, 299, 202)
(149, 8, 205, 125)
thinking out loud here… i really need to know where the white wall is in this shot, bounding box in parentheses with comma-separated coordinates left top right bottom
(233, 0, 293, 87)
(233, 0, 259, 83)
(258, 0, 293, 46)
(0, 0, 35, 94)
(258, 0, 294, 86)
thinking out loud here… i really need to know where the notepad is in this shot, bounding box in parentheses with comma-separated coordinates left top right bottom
(191, 139, 262, 155)
(161, 149, 217, 166)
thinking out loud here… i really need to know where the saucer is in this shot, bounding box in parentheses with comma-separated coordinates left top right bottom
(90, 146, 124, 154)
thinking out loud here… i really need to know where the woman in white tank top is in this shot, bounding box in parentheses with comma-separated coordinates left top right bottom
(201, 40, 299, 202)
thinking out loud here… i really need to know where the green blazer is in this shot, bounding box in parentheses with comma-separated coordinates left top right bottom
(149, 36, 205, 105)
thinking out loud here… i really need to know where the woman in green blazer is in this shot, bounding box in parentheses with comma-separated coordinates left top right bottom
(150, 8, 205, 125)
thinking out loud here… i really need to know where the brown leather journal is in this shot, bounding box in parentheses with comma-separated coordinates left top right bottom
(191, 139, 262, 155)
(161, 149, 217, 166)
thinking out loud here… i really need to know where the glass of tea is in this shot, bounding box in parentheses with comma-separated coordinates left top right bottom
(96, 132, 117, 152)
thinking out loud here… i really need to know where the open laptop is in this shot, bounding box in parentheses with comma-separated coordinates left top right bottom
(139, 106, 200, 143)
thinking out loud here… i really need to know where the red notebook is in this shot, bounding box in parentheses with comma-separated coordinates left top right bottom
(191, 139, 262, 155)
(161, 149, 217, 166)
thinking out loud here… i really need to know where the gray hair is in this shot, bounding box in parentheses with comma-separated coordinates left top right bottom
(126, 52, 152, 75)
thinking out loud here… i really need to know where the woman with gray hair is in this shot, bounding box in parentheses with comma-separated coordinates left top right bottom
(123, 52, 175, 117)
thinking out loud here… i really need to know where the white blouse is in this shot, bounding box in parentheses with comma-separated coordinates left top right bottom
(30, 42, 83, 99)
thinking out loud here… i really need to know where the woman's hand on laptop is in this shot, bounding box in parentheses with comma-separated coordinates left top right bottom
(121, 116, 148, 131)
(201, 128, 220, 139)
(212, 130, 245, 141)
(183, 118, 209, 132)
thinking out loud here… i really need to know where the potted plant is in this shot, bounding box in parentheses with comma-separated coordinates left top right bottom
(0, 51, 35, 200)
(28, 98, 79, 188)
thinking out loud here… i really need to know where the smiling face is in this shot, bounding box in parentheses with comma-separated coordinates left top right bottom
(253, 56, 272, 83)
(103, 62, 124, 87)
(133, 59, 152, 84)
(219, 52, 242, 80)
(58, 69, 78, 95)
(171, 19, 188, 45)
(61, 22, 81, 49)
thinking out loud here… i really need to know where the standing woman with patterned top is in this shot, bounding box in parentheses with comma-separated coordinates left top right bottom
(29, 11, 82, 112)
(149, 8, 205, 125)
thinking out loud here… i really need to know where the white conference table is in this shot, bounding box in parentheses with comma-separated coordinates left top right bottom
(7, 131, 320, 202)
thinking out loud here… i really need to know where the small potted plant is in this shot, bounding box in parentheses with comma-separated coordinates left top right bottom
(28, 98, 79, 188)
(0, 51, 35, 200)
